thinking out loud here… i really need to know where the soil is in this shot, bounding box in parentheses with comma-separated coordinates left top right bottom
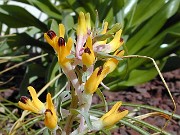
(92, 69, 180, 135)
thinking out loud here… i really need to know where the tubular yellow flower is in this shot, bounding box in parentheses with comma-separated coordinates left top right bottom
(82, 36, 95, 67)
(77, 12, 87, 36)
(76, 12, 90, 58)
(44, 30, 59, 52)
(105, 29, 124, 53)
(44, 93, 58, 130)
(100, 101, 128, 128)
(18, 86, 45, 114)
(57, 37, 73, 68)
(84, 66, 109, 94)
(103, 50, 125, 73)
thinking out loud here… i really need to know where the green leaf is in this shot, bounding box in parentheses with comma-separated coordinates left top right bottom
(126, 0, 180, 54)
(47, 19, 59, 34)
(46, 56, 59, 88)
(29, 0, 62, 20)
(0, 33, 53, 53)
(128, 23, 180, 70)
(109, 67, 158, 89)
(123, 0, 138, 17)
(62, 14, 74, 34)
(131, 0, 166, 27)
(19, 64, 45, 96)
(0, 5, 47, 31)
(120, 120, 151, 135)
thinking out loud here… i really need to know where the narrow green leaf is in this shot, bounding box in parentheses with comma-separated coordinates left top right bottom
(19, 64, 45, 96)
(30, 0, 62, 20)
(0, 5, 47, 31)
(125, 116, 171, 135)
(47, 19, 59, 34)
(0, 33, 53, 53)
(120, 120, 151, 135)
(131, 0, 166, 27)
(109, 67, 157, 89)
(128, 23, 180, 70)
(62, 14, 74, 34)
(127, 0, 179, 54)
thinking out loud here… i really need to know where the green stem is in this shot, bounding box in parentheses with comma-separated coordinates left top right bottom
(64, 86, 78, 134)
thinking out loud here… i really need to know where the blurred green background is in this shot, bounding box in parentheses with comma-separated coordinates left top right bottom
(0, 0, 179, 96)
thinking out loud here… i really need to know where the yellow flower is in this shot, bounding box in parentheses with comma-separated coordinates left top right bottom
(82, 36, 95, 67)
(57, 36, 73, 68)
(45, 24, 73, 68)
(44, 30, 59, 52)
(100, 101, 128, 128)
(84, 66, 109, 94)
(107, 29, 123, 53)
(77, 12, 87, 36)
(44, 23, 66, 53)
(18, 86, 45, 114)
(103, 50, 124, 74)
(56, 24, 73, 68)
(44, 93, 58, 130)
(76, 12, 91, 58)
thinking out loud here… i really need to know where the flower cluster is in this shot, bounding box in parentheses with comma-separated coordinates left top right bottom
(18, 12, 128, 134)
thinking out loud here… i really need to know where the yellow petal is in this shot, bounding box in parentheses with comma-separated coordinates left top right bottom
(102, 110, 128, 128)
(100, 101, 122, 120)
(66, 37, 73, 54)
(85, 13, 91, 32)
(57, 37, 72, 67)
(82, 36, 95, 67)
(101, 22, 108, 34)
(18, 101, 39, 114)
(44, 31, 59, 53)
(28, 86, 45, 113)
(84, 66, 109, 94)
(77, 12, 87, 36)
(59, 24, 65, 38)
(44, 109, 57, 130)
(103, 50, 124, 73)
(108, 29, 123, 52)
(46, 93, 57, 122)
